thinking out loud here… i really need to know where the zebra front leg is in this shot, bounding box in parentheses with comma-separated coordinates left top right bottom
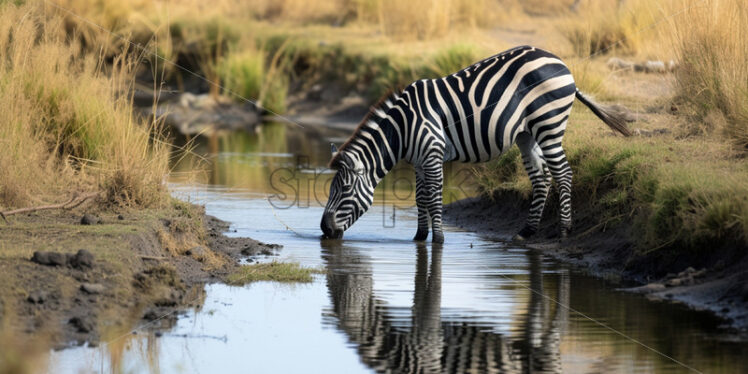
(413, 167, 430, 241)
(422, 159, 445, 243)
(514, 133, 551, 241)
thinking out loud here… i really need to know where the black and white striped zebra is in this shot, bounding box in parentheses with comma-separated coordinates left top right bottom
(320, 45, 630, 242)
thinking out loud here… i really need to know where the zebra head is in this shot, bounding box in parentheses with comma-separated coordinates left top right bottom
(321, 144, 375, 239)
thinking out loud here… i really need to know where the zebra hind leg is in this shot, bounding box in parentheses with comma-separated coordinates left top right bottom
(513, 132, 551, 241)
(542, 147, 573, 239)
(413, 168, 430, 241)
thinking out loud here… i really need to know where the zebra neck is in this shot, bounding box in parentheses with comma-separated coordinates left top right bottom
(348, 120, 402, 185)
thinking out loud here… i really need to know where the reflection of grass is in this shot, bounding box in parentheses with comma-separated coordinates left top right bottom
(226, 262, 325, 285)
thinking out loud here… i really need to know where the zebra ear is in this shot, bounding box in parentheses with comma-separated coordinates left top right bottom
(330, 143, 338, 157)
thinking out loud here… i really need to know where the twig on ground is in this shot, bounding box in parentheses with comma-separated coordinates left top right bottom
(139, 255, 167, 261)
(0, 192, 100, 223)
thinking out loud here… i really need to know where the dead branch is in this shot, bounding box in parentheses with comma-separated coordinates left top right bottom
(139, 255, 167, 260)
(0, 192, 99, 221)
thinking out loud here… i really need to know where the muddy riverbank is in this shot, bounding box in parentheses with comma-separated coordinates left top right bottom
(0, 202, 278, 349)
(444, 193, 748, 331)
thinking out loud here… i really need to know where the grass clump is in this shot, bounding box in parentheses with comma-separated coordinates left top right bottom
(475, 101, 748, 255)
(559, 0, 674, 57)
(0, 2, 170, 209)
(216, 48, 293, 113)
(472, 147, 526, 196)
(226, 262, 324, 285)
(673, 0, 748, 150)
(426, 44, 479, 77)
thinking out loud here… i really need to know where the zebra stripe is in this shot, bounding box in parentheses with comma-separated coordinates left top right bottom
(321, 45, 630, 242)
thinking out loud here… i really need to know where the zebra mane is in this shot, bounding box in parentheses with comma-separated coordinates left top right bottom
(329, 90, 401, 168)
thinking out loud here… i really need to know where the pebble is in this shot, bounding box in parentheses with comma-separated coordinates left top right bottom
(71, 249, 94, 269)
(31, 251, 50, 265)
(186, 246, 208, 261)
(69, 316, 94, 333)
(80, 214, 101, 225)
(27, 291, 46, 304)
(31, 249, 94, 269)
(80, 283, 105, 295)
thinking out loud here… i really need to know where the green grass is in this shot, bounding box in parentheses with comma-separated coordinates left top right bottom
(226, 262, 325, 285)
(476, 105, 748, 255)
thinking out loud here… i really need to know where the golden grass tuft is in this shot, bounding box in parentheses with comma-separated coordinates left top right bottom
(559, 0, 678, 57)
(0, 2, 170, 209)
(673, 0, 748, 149)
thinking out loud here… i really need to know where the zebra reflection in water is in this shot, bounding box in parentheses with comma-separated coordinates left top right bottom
(321, 242, 569, 373)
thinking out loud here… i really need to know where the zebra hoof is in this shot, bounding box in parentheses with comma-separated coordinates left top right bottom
(413, 230, 429, 241)
(432, 231, 444, 244)
(560, 228, 571, 240)
(513, 226, 536, 242)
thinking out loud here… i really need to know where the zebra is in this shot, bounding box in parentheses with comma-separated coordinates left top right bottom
(320, 45, 630, 243)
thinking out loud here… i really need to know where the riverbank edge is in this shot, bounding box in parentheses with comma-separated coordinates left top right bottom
(0, 201, 279, 352)
(444, 193, 748, 331)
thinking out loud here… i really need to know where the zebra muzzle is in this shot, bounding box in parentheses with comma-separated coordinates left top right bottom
(321, 212, 343, 239)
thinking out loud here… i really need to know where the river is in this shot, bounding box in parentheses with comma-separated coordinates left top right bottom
(47, 123, 748, 373)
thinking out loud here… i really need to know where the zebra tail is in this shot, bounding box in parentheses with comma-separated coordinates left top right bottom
(574, 89, 632, 137)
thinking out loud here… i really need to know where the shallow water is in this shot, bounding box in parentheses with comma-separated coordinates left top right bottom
(48, 124, 747, 373)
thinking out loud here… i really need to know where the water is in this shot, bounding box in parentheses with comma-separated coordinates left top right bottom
(48, 123, 747, 373)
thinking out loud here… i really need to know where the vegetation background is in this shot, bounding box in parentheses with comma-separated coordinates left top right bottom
(0, 0, 746, 370)
(0, 0, 746, 277)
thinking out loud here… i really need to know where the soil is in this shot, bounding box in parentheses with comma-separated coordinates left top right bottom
(444, 193, 748, 331)
(0, 206, 279, 349)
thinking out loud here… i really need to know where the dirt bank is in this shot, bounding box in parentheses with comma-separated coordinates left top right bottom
(0, 201, 279, 349)
(444, 193, 748, 331)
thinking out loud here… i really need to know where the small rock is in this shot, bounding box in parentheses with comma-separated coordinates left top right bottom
(633, 283, 666, 293)
(666, 278, 682, 287)
(692, 269, 707, 278)
(677, 267, 696, 278)
(27, 291, 46, 304)
(80, 283, 105, 295)
(143, 310, 160, 321)
(47, 252, 68, 267)
(69, 316, 94, 333)
(185, 246, 208, 261)
(80, 214, 100, 225)
(31, 251, 51, 265)
(70, 249, 94, 269)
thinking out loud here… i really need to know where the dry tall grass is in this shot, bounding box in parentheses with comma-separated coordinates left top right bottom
(673, 0, 748, 149)
(247, 0, 507, 40)
(559, 0, 679, 57)
(0, 2, 169, 209)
